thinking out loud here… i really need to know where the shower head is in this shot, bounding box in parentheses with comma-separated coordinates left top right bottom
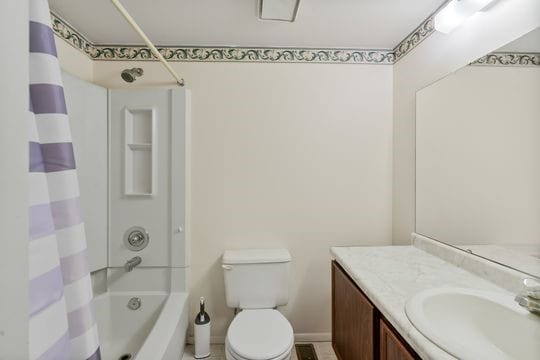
(121, 68, 144, 83)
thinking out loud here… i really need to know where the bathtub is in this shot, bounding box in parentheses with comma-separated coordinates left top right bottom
(94, 291, 189, 360)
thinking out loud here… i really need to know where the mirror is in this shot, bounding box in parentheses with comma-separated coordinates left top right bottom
(415, 27, 540, 278)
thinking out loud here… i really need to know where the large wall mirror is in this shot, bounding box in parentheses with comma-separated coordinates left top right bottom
(416, 27, 540, 278)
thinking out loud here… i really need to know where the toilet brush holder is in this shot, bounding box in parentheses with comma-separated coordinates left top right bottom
(194, 297, 211, 359)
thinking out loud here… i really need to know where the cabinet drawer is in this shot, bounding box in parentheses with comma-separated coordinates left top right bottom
(380, 320, 416, 360)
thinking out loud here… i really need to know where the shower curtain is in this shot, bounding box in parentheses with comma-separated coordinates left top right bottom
(29, 0, 101, 359)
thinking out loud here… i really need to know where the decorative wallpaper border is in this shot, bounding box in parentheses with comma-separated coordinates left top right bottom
(50, 11, 433, 64)
(470, 52, 540, 67)
(393, 17, 434, 62)
(51, 12, 96, 59)
(91, 46, 396, 64)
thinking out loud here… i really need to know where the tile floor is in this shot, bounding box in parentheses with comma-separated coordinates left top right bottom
(183, 342, 337, 360)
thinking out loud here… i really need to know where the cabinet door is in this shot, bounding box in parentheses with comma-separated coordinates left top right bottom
(380, 320, 415, 360)
(332, 261, 374, 360)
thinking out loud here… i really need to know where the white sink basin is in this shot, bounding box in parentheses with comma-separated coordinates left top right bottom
(405, 287, 540, 360)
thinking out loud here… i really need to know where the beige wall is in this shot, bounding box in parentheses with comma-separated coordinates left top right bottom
(55, 57, 394, 338)
(392, 0, 540, 244)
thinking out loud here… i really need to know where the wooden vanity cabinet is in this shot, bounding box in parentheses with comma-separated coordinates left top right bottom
(332, 261, 419, 360)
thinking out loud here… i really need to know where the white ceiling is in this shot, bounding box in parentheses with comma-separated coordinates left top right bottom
(497, 27, 540, 53)
(49, 0, 446, 49)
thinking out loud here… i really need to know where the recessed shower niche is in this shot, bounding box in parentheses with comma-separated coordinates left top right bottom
(124, 107, 156, 196)
(110, 88, 190, 267)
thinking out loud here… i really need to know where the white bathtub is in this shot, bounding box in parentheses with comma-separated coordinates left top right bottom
(94, 291, 189, 360)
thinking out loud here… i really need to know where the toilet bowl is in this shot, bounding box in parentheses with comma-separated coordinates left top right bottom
(225, 309, 294, 360)
(222, 249, 294, 360)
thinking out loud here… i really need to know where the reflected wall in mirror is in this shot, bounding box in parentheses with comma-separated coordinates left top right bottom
(416, 27, 540, 278)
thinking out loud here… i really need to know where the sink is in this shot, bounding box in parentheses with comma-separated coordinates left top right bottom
(405, 287, 540, 360)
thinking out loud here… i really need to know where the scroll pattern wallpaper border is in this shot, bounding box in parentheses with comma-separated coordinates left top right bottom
(88, 46, 397, 64)
(471, 52, 540, 67)
(393, 17, 434, 61)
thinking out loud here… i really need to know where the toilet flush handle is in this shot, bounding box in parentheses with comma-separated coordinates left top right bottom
(222, 264, 233, 270)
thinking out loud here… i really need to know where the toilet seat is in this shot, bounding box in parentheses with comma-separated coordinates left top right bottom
(225, 309, 294, 360)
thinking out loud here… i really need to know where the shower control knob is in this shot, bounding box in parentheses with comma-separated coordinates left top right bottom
(129, 232, 144, 246)
(123, 226, 149, 251)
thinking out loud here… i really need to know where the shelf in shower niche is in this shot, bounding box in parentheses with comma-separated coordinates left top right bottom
(124, 192, 153, 198)
(124, 107, 157, 196)
(127, 143, 152, 151)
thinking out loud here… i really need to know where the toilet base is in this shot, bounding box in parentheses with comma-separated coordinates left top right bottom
(225, 341, 292, 360)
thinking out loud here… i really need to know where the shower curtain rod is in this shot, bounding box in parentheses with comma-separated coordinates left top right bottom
(110, 0, 185, 87)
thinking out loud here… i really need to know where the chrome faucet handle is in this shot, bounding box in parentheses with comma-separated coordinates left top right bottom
(515, 294, 540, 314)
(522, 278, 540, 299)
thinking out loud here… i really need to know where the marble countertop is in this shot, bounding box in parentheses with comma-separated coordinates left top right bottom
(330, 245, 515, 360)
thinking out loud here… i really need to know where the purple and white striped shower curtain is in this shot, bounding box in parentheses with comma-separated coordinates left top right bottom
(29, 0, 101, 359)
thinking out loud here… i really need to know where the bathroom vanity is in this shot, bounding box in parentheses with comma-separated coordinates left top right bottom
(332, 261, 418, 360)
(330, 234, 538, 360)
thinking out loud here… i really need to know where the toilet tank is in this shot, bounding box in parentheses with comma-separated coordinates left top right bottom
(222, 249, 291, 309)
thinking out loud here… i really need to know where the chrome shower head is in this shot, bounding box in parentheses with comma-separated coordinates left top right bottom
(121, 68, 144, 83)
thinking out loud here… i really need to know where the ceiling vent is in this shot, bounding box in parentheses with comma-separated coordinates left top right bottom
(259, 0, 300, 22)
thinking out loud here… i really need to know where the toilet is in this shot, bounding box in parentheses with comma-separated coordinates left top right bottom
(222, 249, 294, 360)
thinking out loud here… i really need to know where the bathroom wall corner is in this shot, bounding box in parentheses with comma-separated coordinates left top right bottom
(55, 34, 94, 83)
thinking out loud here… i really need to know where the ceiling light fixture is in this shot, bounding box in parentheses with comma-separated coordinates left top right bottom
(434, 0, 496, 34)
(259, 0, 301, 22)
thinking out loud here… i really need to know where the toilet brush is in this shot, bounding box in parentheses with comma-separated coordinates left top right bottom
(194, 297, 211, 359)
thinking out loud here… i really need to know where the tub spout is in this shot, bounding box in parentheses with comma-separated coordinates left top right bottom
(125, 256, 142, 272)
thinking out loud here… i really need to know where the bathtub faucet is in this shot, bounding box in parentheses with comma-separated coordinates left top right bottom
(125, 256, 142, 272)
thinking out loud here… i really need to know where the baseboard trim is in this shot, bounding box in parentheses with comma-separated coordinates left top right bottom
(294, 333, 332, 342)
(186, 333, 331, 345)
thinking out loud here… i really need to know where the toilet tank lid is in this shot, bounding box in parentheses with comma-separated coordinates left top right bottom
(222, 249, 291, 265)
